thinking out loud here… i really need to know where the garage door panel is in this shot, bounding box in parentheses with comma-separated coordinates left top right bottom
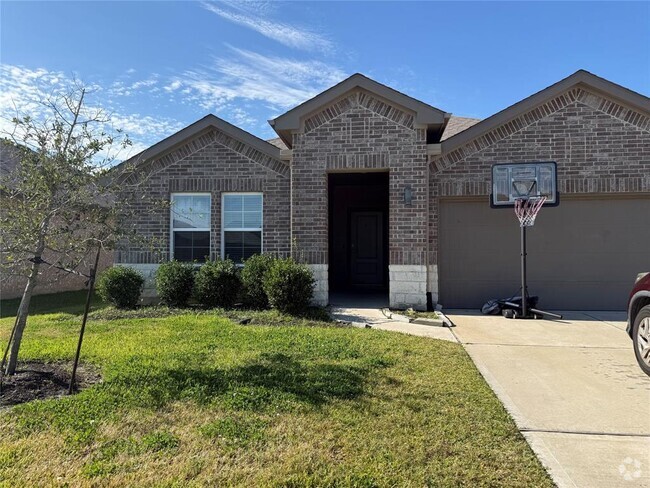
(442, 279, 523, 310)
(528, 252, 643, 282)
(439, 197, 650, 310)
(527, 281, 637, 310)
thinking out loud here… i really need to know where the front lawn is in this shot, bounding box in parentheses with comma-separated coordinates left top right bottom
(0, 298, 552, 486)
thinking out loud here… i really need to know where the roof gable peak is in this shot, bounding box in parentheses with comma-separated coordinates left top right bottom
(270, 73, 450, 148)
(440, 69, 650, 154)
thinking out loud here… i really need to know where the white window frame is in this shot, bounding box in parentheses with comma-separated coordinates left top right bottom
(221, 192, 263, 261)
(170, 192, 212, 261)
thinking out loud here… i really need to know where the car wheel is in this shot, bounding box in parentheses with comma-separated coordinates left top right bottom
(632, 304, 650, 377)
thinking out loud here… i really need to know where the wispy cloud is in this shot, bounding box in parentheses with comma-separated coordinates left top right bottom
(165, 45, 347, 114)
(1, 47, 349, 157)
(201, 1, 332, 53)
(0, 65, 68, 124)
(0, 64, 182, 161)
(109, 74, 161, 97)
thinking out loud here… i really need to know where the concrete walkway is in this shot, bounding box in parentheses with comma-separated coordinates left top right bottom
(447, 310, 650, 488)
(328, 294, 457, 342)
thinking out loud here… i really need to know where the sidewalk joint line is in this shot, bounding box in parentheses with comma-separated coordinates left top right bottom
(521, 428, 650, 438)
(461, 342, 628, 349)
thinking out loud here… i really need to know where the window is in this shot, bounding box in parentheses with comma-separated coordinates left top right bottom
(222, 193, 262, 262)
(170, 194, 211, 262)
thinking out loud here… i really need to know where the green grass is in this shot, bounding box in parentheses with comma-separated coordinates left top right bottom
(0, 290, 106, 318)
(0, 294, 553, 487)
(405, 310, 441, 320)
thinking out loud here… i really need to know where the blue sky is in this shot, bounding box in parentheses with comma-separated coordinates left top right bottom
(1, 1, 649, 158)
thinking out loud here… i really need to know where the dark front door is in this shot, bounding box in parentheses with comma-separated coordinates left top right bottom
(350, 211, 384, 287)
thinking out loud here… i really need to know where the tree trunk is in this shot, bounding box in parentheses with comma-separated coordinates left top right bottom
(5, 257, 41, 375)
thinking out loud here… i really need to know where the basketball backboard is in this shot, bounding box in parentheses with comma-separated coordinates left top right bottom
(491, 162, 559, 207)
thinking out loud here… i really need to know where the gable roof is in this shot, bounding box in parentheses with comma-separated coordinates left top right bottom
(114, 113, 282, 173)
(263, 116, 482, 149)
(269, 73, 450, 148)
(441, 70, 650, 154)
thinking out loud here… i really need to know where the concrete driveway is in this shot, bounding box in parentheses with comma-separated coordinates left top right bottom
(447, 310, 650, 488)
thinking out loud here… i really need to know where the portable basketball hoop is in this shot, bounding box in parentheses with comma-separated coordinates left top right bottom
(490, 162, 562, 320)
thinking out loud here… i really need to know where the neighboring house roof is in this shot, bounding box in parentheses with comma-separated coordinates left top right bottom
(114, 114, 282, 174)
(269, 73, 451, 148)
(0, 139, 31, 190)
(440, 116, 482, 141)
(440, 69, 650, 154)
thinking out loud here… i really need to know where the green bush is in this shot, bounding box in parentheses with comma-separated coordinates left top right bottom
(263, 258, 315, 315)
(194, 259, 241, 308)
(96, 266, 144, 309)
(155, 261, 195, 307)
(241, 254, 274, 309)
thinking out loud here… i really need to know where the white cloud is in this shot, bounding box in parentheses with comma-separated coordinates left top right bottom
(108, 74, 160, 97)
(200, 1, 332, 53)
(165, 46, 347, 113)
(228, 107, 257, 127)
(0, 65, 68, 126)
(0, 50, 348, 160)
(0, 64, 182, 162)
(109, 112, 182, 139)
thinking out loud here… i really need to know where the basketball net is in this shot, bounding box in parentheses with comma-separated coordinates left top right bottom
(514, 196, 547, 227)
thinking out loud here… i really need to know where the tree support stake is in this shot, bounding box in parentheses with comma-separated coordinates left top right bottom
(69, 245, 102, 394)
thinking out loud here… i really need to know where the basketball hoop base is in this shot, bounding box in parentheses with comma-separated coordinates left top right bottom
(483, 295, 563, 320)
(502, 298, 563, 320)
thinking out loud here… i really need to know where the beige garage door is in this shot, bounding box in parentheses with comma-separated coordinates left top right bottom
(439, 195, 650, 310)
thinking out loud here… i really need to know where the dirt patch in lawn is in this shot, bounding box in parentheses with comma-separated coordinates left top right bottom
(0, 361, 101, 408)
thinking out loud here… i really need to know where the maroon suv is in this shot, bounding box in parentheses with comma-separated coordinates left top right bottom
(627, 272, 650, 376)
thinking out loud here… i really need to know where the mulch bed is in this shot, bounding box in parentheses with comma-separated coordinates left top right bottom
(0, 361, 102, 408)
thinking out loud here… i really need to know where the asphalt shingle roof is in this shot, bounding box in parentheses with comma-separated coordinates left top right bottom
(266, 137, 287, 150)
(440, 116, 482, 141)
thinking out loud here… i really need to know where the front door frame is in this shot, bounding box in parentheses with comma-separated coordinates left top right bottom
(327, 171, 389, 293)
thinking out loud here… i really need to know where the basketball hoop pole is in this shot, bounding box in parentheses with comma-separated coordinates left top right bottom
(514, 197, 562, 320)
(520, 225, 529, 318)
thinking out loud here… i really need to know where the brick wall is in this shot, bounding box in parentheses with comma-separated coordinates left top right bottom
(291, 89, 429, 267)
(429, 87, 650, 265)
(290, 89, 430, 308)
(1, 250, 113, 300)
(116, 128, 290, 264)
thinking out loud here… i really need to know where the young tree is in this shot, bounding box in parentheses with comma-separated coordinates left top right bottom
(0, 82, 146, 375)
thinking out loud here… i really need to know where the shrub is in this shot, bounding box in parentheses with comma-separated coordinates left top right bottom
(241, 254, 274, 309)
(155, 260, 195, 307)
(96, 266, 144, 309)
(194, 259, 241, 308)
(263, 258, 315, 315)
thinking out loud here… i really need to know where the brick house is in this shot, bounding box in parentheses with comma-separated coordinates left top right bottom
(116, 70, 650, 311)
(0, 140, 113, 299)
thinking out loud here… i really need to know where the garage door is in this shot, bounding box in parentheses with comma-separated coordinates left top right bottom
(439, 195, 650, 310)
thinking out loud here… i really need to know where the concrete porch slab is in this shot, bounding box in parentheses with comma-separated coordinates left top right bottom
(329, 293, 457, 342)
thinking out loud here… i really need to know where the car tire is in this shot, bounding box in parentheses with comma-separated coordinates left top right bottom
(632, 304, 650, 377)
